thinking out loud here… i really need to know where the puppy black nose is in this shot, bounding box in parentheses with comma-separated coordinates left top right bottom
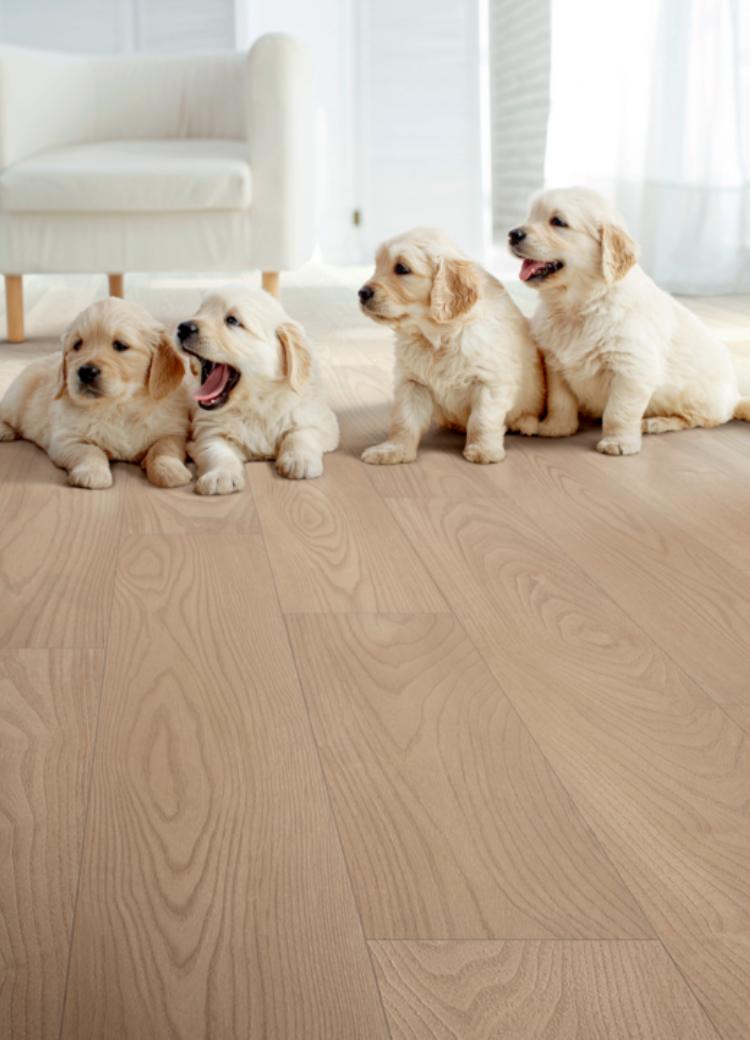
(508, 227, 526, 245)
(77, 364, 100, 385)
(177, 321, 198, 343)
(358, 285, 374, 304)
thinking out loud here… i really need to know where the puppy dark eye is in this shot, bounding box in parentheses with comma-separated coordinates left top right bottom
(550, 216, 568, 228)
(73, 339, 82, 351)
(394, 262, 411, 275)
(226, 315, 240, 327)
(113, 340, 129, 352)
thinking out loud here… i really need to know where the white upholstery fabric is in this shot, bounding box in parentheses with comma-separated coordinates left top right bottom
(0, 140, 252, 213)
(0, 36, 313, 273)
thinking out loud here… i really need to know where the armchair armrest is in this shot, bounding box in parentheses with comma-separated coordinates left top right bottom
(246, 34, 316, 270)
(0, 46, 95, 169)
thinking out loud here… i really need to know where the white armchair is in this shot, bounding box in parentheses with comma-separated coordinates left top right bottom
(0, 35, 314, 341)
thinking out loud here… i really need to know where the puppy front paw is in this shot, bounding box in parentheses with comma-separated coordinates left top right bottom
(69, 463, 113, 489)
(596, 435, 641, 456)
(463, 442, 506, 464)
(0, 419, 16, 441)
(148, 457, 192, 489)
(361, 441, 416, 466)
(195, 469, 244, 495)
(513, 415, 539, 436)
(538, 417, 579, 438)
(276, 451, 324, 480)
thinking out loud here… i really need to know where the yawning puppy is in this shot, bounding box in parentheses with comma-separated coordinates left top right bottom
(178, 285, 339, 494)
(509, 187, 750, 454)
(359, 227, 545, 465)
(0, 298, 190, 488)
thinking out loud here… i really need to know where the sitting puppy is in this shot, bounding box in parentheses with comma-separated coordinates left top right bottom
(177, 285, 339, 495)
(358, 227, 545, 465)
(509, 186, 750, 455)
(0, 297, 190, 488)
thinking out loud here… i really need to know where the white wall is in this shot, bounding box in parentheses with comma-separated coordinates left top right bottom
(489, 0, 549, 239)
(0, 0, 235, 52)
(356, 0, 490, 261)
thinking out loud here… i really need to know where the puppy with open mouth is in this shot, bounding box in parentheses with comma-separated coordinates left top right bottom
(358, 227, 546, 466)
(178, 285, 339, 495)
(509, 186, 750, 454)
(0, 297, 190, 488)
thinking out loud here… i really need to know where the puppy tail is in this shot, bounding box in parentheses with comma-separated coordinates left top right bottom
(733, 398, 750, 422)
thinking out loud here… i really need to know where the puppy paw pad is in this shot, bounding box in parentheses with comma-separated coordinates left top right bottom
(150, 459, 192, 488)
(596, 436, 641, 456)
(514, 416, 539, 436)
(195, 470, 244, 495)
(538, 420, 579, 438)
(69, 465, 113, 489)
(463, 443, 506, 464)
(276, 452, 324, 480)
(361, 442, 414, 466)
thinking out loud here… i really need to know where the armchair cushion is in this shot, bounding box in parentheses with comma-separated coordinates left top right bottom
(0, 139, 252, 213)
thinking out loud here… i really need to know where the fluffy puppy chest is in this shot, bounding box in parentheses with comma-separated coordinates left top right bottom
(193, 393, 298, 459)
(397, 329, 516, 422)
(63, 394, 185, 461)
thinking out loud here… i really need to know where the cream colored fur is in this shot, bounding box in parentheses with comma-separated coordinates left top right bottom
(359, 227, 546, 466)
(0, 297, 190, 488)
(511, 187, 750, 455)
(182, 285, 339, 495)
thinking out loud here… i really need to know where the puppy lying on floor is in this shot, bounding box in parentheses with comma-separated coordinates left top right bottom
(178, 285, 339, 495)
(358, 227, 545, 465)
(0, 297, 190, 488)
(509, 186, 750, 455)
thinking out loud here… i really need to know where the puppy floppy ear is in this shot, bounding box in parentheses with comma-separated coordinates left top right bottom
(53, 353, 68, 400)
(430, 257, 480, 323)
(148, 333, 186, 400)
(277, 321, 312, 393)
(601, 223, 638, 283)
(54, 327, 72, 399)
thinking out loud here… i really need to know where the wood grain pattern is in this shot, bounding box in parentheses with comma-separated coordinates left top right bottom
(370, 941, 720, 1040)
(1, 282, 749, 1038)
(289, 612, 650, 939)
(60, 534, 388, 1040)
(0, 650, 102, 1040)
(504, 430, 750, 731)
(388, 494, 750, 1040)
(0, 443, 122, 649)
(118, 462, 259, 536)
(253, 453, 446, 613)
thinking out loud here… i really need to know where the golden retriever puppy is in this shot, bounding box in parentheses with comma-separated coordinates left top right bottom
(0, 298, 190, 488)
(509, 187, 750, 455)
(177, 285, 339, 495)
(358, 228, 545, 465)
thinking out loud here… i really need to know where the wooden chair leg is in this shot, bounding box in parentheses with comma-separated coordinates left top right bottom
(108, 274, 124, 298)
(262, 271, 280, 298)
(5, 275, 24, 343)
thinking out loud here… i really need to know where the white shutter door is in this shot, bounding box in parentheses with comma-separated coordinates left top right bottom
(488, 0, 550, 238)
(356, 0, 489, 260)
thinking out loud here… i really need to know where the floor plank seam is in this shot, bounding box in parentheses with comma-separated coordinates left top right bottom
(55, 493, 126, 1040)
(254, 487, 395, 1039)
(385, 494, 731, 1039)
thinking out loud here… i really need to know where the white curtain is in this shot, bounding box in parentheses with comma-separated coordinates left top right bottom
(545, 0, 750, 293)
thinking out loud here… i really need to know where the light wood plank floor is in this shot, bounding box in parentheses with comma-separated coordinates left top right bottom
(1, 270, 749, 1039)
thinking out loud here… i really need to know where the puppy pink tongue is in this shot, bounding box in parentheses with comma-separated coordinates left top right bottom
(195, 363, 230, 403)
(520, 259, 546, 282)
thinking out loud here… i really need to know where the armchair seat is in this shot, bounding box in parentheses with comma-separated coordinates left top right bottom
(0, 139, 253, 213)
